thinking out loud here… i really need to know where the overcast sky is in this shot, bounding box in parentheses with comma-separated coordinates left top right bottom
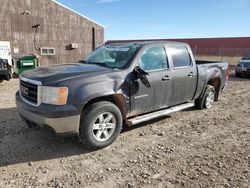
(57, 0, 250, 40)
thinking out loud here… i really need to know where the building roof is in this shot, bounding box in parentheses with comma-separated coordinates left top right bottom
(108, 40, 186, 47)
(52, 0, 105, 28)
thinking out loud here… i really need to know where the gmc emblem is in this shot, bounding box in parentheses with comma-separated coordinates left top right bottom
(20, 85, 29, 95)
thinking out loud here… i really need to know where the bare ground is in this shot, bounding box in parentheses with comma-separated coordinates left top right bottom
(0, 72, 249, 188)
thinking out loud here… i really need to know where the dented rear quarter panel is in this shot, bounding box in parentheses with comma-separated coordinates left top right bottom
(196, 61, 228, 98)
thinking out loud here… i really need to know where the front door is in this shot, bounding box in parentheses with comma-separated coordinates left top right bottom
(129, 45, 173, 116)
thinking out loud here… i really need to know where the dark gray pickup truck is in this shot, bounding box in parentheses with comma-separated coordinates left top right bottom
(16, 41, 229, 149)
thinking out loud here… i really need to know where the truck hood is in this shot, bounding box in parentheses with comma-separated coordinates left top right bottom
(22, 63, 114, 84)
(240, 60, 250, 63)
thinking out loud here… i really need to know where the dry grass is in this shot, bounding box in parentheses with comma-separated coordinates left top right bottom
(196, 55, 242, 65)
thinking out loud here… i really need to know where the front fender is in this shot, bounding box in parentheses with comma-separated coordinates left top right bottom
(74, 79, 127, 112)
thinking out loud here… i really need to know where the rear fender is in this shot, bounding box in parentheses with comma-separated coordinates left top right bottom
(199, 68, 222, 101)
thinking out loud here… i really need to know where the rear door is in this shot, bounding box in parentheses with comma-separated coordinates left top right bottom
(166, 44, 197, 106)
(129, 45, 173, 116)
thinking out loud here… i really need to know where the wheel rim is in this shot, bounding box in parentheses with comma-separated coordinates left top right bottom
(205, 91, 215, 108)
(92, 112, 116, 142)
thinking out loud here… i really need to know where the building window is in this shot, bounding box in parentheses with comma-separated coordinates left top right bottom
(40, 47, 56, 56)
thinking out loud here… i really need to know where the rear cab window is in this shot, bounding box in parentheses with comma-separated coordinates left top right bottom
(168, 45, 192, 68)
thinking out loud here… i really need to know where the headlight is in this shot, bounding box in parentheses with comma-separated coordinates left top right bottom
(41, 86, 68, 105)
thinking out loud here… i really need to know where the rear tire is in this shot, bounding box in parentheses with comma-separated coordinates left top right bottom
(6, 73, 11, 81)
(79, 101, 122, 150)
(195, 85, 215, 109)
(235, 72, 241, 77)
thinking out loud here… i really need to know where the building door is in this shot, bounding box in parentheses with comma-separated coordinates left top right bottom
(92, 27, 96, 51)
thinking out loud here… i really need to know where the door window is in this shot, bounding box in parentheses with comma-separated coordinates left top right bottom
(169, 45, 192, 68)
(139, 46, 169, 71)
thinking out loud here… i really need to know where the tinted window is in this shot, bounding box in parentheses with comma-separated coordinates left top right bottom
(139, 46, 169, 71)
(169, 45, 192, 68)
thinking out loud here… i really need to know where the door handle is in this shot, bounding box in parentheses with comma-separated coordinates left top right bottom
(188, 72, 194, 77)
(162, 75, 172, 81)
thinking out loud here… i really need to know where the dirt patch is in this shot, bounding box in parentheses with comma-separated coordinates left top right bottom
(0, 74, 249, 188)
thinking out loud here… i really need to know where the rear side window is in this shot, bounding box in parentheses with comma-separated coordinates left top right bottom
(169, 45, 192, 68)
(139, 46, 169, 71)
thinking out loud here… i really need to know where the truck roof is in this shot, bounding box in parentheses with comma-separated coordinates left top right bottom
(106, 41, 188, 47)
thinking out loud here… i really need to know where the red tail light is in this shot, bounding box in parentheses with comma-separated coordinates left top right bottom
(226, 65, 230, 80)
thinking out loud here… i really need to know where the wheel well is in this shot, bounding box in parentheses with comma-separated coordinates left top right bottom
(83, 94, 127, 119)
(207, 78, 221, 101)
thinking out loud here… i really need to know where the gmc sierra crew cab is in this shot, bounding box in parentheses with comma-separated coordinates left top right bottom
(16, 41, 229, 150)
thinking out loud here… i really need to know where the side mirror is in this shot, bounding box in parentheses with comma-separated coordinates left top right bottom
(133, 66, 150, 88)
(237, 63, 241, 67)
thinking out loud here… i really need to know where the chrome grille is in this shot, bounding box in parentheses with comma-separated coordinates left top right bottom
(20, 80, 38, 104)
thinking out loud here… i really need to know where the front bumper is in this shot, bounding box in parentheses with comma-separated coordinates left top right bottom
(236, 68, 250, 75)
(16, 92, 81, 135)
(241, 71, 250, 75)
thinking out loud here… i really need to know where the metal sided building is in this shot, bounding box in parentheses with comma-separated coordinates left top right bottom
(0, 0, 104, 66)
(106, 37, 250, 57)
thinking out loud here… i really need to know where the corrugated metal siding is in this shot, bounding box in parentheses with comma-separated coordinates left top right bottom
(0, 0, 104, 66)
(106, 37, 250, 56)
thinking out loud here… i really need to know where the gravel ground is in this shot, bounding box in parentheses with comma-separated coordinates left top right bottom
(0, 72, 249, 188)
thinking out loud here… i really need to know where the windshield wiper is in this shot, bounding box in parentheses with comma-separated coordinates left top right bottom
(86, 62, 110, 68)
(79, 60, 87, 63)
(79, 60, 111, 68)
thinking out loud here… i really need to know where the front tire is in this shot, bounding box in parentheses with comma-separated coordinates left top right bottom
(79, 101, 122, 150)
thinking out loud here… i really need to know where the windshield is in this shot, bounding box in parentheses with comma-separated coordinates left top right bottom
(243, 54, 250, 60)
(82, 44, 141, 69)
(242, 62, 250, 67)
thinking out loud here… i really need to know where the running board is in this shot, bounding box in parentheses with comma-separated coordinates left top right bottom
(126, 102, 195, 125)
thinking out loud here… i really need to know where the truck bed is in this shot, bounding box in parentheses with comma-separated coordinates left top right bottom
(196, 60, 224, 65)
